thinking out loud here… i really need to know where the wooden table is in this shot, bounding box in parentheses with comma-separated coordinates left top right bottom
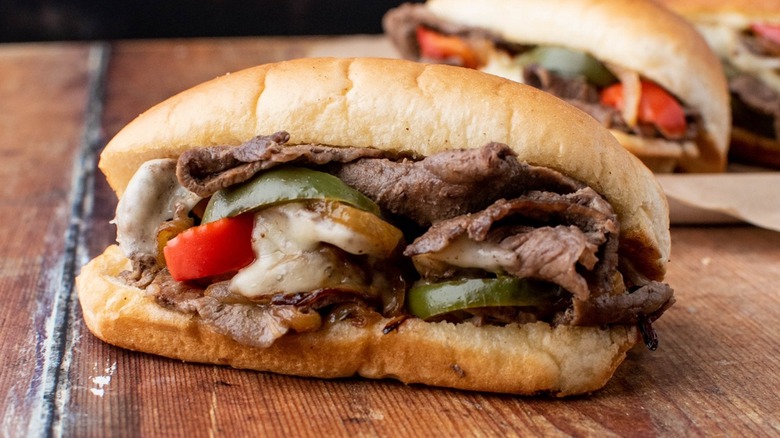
(2, 36, 779, 437)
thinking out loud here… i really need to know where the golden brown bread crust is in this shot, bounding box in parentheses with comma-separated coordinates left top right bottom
(419, 0, 731, 173)
(99, 57, 670, 280)
(730, 128, 780, 169)
(77, 245, 639, 396)
(654, 0, 780, 23)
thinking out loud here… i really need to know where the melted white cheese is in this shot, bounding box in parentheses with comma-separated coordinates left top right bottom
(697, 22, 780, 93)
(113, 159, 201, 259)
(480, 50, 526, 83)
(230, 203, 391, 298)
(412, 235, 514, 275)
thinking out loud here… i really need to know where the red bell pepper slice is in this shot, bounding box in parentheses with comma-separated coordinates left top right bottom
(416, 26, 479, 69)
(163, 213, 255, 281)
(601, 80, 687, 139)
(751, 23, 780, 46)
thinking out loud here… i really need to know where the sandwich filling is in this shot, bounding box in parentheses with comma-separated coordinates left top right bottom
(383, 3, 705, 171)
(114, 131, 674, 349)
(693, 19, 780, 167)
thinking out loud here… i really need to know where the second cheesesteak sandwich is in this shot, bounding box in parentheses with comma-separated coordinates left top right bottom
(384, 0, 731, 173)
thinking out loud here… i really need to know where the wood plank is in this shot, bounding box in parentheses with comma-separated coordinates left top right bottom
(604, 226, 780, 435)
(50, 37, 780, 436)
(0, 42, 92, 436)
(100, 37, 332, 143)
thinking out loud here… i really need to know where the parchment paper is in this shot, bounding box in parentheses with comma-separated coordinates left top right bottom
(657, 173, 780, 231)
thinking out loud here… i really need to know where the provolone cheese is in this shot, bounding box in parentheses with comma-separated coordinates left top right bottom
(230, 202, 399, 298)
(113, 159, 201, 259)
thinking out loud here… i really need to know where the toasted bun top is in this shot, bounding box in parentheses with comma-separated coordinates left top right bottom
(424, 0, 731, 172)
(100, 57, 670, 280)
(654, 0, 780, 26)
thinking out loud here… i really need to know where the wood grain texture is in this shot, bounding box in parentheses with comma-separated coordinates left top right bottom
(2, 37, 779, 437)
(0, 42, 94, 437)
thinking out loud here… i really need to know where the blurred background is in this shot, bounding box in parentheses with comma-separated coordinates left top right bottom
(0, 0, 421, 42)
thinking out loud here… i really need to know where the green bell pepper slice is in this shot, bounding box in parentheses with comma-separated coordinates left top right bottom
(518, 46, 617, 87)
(202, 166, 381, 223)
(407, 277, 561, 321)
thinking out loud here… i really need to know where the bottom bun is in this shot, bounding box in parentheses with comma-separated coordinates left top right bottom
(610, 130, 725, 173)
(729, 128, 780, 170)
(77, 245, 640, 396)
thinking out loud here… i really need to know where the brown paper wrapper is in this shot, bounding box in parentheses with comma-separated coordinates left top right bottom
(657, 172, 780, 231)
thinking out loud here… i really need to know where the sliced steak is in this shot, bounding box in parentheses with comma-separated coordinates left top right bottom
(176, 131, 389, 197)
(523, 64, 601, 103)
(194, 297, 321, 349)
(731, 73, 780, 117)
(730, 73, 780, 140)
(336, 142, 583, 226)
(149, 275, 328, 348)
(561, 281, 675, 326)
(741, 31, 780, 58)
(404, 189, 619, 301)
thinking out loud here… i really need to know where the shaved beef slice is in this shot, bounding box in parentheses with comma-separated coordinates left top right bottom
(336, 142, 583, 225)
(741, 31, 780, 58)
(562, 281, 675, 326)
(730, 73, 780, 140)
(177, 131, 389, 197)
(405, 189, 619, 301)
(194, 297, 321, 349)
(149, 274, 377, 348)
(523, 65, 601, 104)
(149, 274, 311, 348)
